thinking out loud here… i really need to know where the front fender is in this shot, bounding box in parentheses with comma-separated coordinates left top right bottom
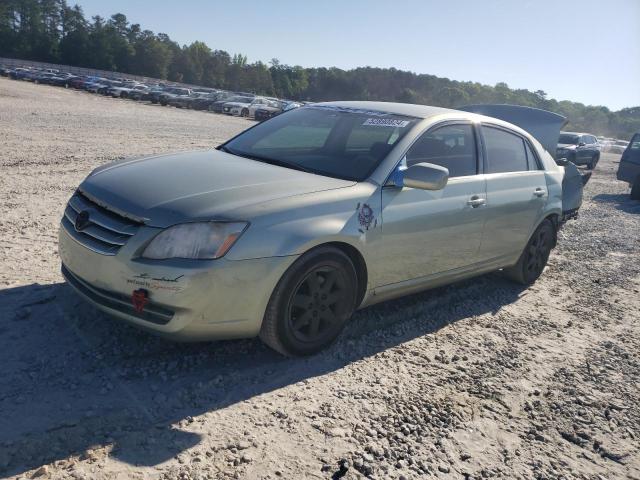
(226, 183, 380, 264)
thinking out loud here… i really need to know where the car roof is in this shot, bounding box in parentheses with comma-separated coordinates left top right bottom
(312, 101, 456, 119)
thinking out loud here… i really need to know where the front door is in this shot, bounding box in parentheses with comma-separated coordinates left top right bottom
(370, 123, 487, 287)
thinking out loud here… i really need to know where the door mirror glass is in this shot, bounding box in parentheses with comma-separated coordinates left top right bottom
(578, 142, 586, 147)
(397, 162, 449, 190)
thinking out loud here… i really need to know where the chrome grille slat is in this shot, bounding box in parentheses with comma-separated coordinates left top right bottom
(61, 217, 120, 255)
(61, 193, 142, 255)
(68, 195, 139, 235)
(64, 207, 129, 245)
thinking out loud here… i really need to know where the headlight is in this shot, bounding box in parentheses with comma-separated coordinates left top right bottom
(142, 222, 248, 260)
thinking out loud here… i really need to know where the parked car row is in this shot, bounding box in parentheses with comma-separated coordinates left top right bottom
(598, 137, 630, 154)
(0, 64, 303, 120)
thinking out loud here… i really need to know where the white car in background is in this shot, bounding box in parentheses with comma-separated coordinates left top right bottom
(223, 97, 277, 118)
(109, 83, 147, 98)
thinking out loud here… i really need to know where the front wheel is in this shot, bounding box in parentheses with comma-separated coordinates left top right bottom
(504, 219, 555, 285)
(241, 108, 249, 117)
(260, 247, 358, 356)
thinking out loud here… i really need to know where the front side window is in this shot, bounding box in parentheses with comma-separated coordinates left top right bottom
(482, 126, 528, 174)
(405, 124, 477, 177)
(222, 106, 418, 181)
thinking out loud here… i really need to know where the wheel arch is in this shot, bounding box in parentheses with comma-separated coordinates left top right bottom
(291, 241, 369, 309)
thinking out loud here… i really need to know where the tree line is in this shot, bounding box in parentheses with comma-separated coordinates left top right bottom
(1, 0, 638, 139)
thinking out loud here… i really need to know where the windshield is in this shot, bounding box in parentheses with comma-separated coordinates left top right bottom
(222, 106, 418, 181)
(558, 134, 580, 145)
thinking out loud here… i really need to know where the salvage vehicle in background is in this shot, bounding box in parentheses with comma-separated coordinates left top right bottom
(255, 100, 304, 121)
(609, 140, 629, 154)
(617, 133, 640, 199)
(159, 87, 191, 106)
(556, 132, 600, 169)
(209, 93, 247, 113)
(222, 96, 266, 117)
(190, 92, 225, 110)
(59, 102, 585, 356)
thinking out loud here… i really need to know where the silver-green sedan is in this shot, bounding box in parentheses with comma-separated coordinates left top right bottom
(59, 101, 580, 356)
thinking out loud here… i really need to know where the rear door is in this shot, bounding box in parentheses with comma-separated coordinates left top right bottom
(478, 125, 548, 262)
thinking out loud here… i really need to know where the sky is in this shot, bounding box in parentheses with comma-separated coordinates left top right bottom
(73, 0, 640, 111)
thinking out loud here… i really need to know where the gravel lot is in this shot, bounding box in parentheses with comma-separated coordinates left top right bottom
(1, 78, 639, 480)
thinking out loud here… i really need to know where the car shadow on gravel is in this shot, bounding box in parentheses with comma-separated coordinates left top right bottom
(592, 193, 640, 214)
(0, 273, 525, 476)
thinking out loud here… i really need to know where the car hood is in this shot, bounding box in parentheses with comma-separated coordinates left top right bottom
(79, 150, 355, 228)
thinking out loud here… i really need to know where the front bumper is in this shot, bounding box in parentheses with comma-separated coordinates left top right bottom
(59, 224, 298, 341)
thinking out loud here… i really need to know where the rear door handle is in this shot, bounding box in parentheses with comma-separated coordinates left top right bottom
(467, 195, 486, 208)
(534, 188, 546, 197)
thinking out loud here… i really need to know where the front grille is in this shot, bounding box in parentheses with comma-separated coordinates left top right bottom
(61, 192, 141, 256)
(62, 264, 174, 325)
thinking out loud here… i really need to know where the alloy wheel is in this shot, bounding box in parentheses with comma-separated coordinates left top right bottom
(287, 266, 349, 344)
(525, 228, 551, 276)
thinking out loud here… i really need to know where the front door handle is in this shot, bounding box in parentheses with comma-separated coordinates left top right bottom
(467, 195, 486, 208)
(534, 187, 546, 197)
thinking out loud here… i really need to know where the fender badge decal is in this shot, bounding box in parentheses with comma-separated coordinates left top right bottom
(357, 202, 375, 233)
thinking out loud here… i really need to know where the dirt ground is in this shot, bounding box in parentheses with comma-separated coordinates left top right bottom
(0, 78, 639, 480)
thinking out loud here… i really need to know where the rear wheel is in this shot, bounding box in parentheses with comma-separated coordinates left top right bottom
(260, 247, 358, 356)
(504, 219, 555, 285)
(631, 176, 640, 200)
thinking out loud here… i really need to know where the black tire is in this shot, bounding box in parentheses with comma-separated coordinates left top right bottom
(589, 153, 599, 170)
(631, 176, 640, 200)
(241, 108, 249, 117)
(260, 247, 358, 356)
(504, 219, 555, 285)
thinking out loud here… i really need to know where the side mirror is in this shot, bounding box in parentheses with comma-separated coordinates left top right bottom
(556, 157, 569, 166)
(578, 142, 586, 147)
(397, 162, 449, 190)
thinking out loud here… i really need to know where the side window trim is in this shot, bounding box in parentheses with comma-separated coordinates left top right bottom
(524, 139, 543, 170)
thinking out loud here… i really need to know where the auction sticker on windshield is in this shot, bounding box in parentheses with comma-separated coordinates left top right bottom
(363, 118, 411, 127)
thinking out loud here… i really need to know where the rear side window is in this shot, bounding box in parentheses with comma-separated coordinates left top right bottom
(482, 126, 528, 174)
(630, 134, 640, 150)
(405, 124, 477, 177)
